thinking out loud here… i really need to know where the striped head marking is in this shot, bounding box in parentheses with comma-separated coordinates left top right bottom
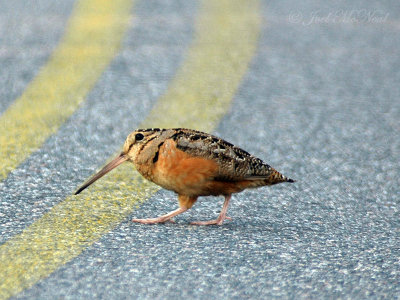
(75, 128, 163, 195)
(123, 128, 163, 160)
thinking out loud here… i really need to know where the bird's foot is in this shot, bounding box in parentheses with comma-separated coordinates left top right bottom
(132, 217, 176, 224)
(191, 216, 231, 226)
(132, 207, 187, 224)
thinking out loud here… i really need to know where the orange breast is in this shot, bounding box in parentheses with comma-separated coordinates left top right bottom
(151, 139, 221, 196)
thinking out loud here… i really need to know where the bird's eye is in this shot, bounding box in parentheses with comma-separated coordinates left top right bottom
(135, 133, 144, 141)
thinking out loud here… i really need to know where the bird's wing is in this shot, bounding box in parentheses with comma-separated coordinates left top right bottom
(170, 128, 274, 181)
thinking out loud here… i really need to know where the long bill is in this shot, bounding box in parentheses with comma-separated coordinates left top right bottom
(74, 153, 128, 195)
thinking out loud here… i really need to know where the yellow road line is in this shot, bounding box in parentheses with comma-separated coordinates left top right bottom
(142, 0, 260, 130)
(0, 0, 134, 181)
(0, 0, 261, 298)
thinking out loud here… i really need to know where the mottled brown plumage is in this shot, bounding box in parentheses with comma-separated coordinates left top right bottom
(75, 128, 295, 225)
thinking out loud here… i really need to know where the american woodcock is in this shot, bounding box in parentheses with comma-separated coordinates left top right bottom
(75, 128, 295, 225)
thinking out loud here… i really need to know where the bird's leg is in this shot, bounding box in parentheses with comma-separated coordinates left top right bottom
(132, 207, 188, 224)
(191, 194, 232, 226)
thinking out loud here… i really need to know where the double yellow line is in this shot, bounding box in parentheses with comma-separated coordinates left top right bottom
(0, 0, 261, 298)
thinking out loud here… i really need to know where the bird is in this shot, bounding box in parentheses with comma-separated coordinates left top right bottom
(74, 128, 295, 225)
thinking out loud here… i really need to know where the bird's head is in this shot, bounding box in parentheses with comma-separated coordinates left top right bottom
(74, 128, 163, 195)
(122, 129, 159, 160)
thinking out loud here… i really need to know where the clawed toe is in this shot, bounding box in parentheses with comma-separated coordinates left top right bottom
(191, 220, 221, 225)
(191, 216, 231, 226)
(132, 218, 176, 224)
(132, 207, 187, 224)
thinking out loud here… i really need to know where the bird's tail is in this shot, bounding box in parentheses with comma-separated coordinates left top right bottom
(244, 169, 295, 189)
(267, 169, 296, 185)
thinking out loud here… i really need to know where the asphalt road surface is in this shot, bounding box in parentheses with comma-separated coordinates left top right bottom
(1, 0, 399, 299)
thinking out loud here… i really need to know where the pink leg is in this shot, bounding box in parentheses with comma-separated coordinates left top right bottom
(132, 207, 188, 224)
(191, 195, 232, 226)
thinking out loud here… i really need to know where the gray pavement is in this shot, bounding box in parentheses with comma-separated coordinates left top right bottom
(0, 0, 75, 115)
(1, 0, 400, 299)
